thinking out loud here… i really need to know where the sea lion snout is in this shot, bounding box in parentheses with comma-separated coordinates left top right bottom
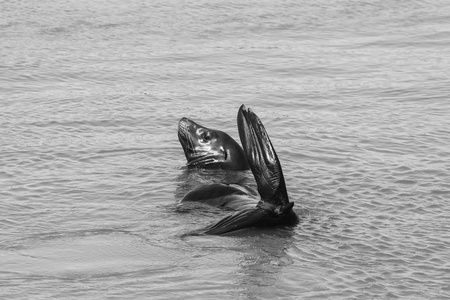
(178, 117, 193, 134)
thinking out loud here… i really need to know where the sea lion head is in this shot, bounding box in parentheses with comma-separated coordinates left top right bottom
(178, 117, 249, 171)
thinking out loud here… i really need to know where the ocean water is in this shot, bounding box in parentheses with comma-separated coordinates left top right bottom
(1, 0, 450, 299)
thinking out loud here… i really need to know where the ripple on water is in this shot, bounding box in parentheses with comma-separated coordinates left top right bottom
(1, 229, 180, 279)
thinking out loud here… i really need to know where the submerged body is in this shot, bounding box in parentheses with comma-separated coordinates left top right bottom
(181, 183, 259, 211)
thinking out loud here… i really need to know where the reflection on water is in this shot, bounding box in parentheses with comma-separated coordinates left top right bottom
(233, 229, 297, 299)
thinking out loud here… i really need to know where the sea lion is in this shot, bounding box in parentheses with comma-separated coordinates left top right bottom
(182, 105, 298, 235)
(178, 117, 249, 170)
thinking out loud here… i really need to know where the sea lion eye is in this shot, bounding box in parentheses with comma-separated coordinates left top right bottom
(202, 133, 211, 141)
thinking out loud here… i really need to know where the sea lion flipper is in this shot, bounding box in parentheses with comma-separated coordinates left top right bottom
(237, 105, 290, 207)
(203, 208, 268, 235)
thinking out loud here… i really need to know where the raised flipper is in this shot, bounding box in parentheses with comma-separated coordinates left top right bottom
(201, 105, 298, 235)
(237, 104, 291, 207)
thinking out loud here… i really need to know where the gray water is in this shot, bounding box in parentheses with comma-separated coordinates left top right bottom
(1, 0, 450, 299)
